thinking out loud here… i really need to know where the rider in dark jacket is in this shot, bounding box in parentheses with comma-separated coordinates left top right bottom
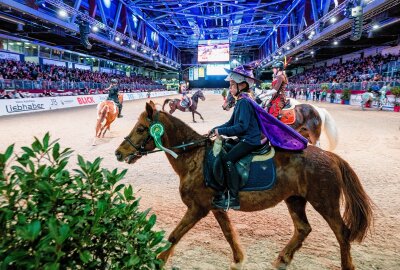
(210, 65, 263, 210)
(107, 78, 123, 118)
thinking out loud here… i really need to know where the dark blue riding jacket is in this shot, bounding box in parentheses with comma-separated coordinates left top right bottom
(107, 86, 120, 104)
(215, 98, 261, 145)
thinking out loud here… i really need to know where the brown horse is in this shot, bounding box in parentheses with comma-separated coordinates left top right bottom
(115, 101, 373, 270)
(93, 94, 123, 145)
(223, 92, 338, 150)
(162, 90, 206, 122)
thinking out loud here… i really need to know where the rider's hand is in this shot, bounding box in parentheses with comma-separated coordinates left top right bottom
(208, 129, 218, 137)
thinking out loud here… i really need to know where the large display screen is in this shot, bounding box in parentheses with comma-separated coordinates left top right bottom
(206, 64, 230, 76)
(198, 41, 229, 62)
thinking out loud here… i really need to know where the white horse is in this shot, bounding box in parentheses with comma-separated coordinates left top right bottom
(254, 88, 339, 150)
(360, 90, 386, 110)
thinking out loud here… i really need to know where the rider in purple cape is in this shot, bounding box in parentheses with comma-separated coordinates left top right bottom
(210, 63, 307, 211)
(241, 93, 308, 150)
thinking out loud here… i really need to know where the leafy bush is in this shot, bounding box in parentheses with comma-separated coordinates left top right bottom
(340, 89, 351, 100)
(390, 86, 400, 106)
(221, 88, 227, 98)
(0, 133, 169, 270)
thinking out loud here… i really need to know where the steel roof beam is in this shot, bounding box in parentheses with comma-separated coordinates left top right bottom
(259, 0, 303, 48)
(149, 0, 210, 22)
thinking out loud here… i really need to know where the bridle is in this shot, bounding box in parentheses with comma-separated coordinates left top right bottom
(122, 111, 210, 158)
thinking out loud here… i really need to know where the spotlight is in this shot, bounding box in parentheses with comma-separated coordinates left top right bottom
(131, 44, 136, 49)
(35, 0, 46, 7)
(286, 46, 290, 50)
(333, 40, 339, 45)
(311, 30, 315, 35)
(310, 51, 314, 55)
(372, 24, 379, 30)
(142, 49, 147, 53)
(92, 25, 99, 32)
(115, 36, 120, 42)
(296, 40, 301, 44)
(58, 9, 68, 18)
(295, 57, 299, 61)
(330, 17, 337, 23)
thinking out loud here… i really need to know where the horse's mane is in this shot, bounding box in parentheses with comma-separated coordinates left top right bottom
(146, 110, 204, 141)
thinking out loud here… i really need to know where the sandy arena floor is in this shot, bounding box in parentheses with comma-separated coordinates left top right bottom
(1, 94, 399, 269)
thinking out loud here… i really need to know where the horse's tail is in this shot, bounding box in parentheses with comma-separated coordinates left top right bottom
(96, 103, 108, 136)
(162, 99, 172, 111)
(320, 108, 338, 151)
(339, 157, 373, 242)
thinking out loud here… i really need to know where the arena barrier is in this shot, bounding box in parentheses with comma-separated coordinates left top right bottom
(0, 91, 176, 116)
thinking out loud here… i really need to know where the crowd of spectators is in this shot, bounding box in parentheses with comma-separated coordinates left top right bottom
(290, 53, 400, 85)
(0, 59, 161, 85)
(0, 59, 172, 99)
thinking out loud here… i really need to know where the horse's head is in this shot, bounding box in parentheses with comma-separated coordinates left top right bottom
(222, 92, 235, 111)
(115, 101, 158, 164)
(195, 90, 206, 101)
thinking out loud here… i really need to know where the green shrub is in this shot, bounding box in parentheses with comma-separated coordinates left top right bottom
(0, 133, 169, 270)
(390, 86, 400, 106)
(221, 88, 227, 98)
(340, 89, 351, 100)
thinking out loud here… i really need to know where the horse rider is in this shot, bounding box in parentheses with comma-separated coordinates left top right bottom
(209, 65, 263, 210)
(106, 78, 123, 118)
(267, 61, 288, 119)
(180, 89, 191, 108)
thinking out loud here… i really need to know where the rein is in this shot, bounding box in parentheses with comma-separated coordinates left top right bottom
(123, 136, 210, 157)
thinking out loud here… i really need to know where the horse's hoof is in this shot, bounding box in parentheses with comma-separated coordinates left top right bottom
(273, 258, 288, 270)
(230, 260, 246, 270)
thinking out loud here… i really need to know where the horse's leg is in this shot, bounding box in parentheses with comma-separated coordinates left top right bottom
(158, 206, 209, 265)
(309, 199, 354, 270)
(212, 210, 246, 270)
(194, 110, 204, 121)
(192, 111, 196, 123)
(273, 196, 311, 269)
(102, 122, 111, 137)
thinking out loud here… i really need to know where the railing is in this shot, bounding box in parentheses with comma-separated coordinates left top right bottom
(0, 79, 166, 91)
(287, 81, 400, 91)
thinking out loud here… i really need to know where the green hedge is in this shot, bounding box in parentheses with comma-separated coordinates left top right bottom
(0, 133, 169, 269)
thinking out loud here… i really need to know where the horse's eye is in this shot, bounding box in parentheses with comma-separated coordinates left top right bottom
(136, 126, 146, 134)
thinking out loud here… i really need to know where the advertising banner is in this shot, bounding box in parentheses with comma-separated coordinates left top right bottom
(198, 67, 205, 77)
(194, 67, 199, 81)
(0, 92, 176, 117)
(0, 51, 21, 61)
(189, 68, 194, 81)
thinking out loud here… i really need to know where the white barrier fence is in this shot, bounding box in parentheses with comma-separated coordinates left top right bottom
(2, 90, 397, 117)
(0, 91, 177, 117)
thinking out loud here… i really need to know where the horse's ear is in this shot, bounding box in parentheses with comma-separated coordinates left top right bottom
(149, 100, 157, 110)
(145, 102, 154, 120)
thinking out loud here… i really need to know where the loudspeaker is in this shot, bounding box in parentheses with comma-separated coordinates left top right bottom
(78, 21, 92, 49)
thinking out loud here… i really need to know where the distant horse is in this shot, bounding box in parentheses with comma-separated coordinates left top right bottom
(115, 101, 373, 270)
(223, 92, 338, 150)
(361, 90, 385, 110)
(162, 90, 206, 122)
(93, 94, 123, 145)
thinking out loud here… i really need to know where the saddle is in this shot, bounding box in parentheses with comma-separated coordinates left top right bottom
(279, 99, 296, 125)
(180, 98, 192, 110)
(204, 139, 276, 192)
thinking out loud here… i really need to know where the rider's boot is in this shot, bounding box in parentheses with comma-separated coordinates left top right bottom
(212, 161, 240, 211)
(118, 104, 123, 118)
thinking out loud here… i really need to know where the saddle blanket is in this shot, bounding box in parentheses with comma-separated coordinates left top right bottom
(204, 146, 277, 192)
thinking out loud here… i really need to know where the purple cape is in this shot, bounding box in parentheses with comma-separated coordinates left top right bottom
(242, 94, 308, 150)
